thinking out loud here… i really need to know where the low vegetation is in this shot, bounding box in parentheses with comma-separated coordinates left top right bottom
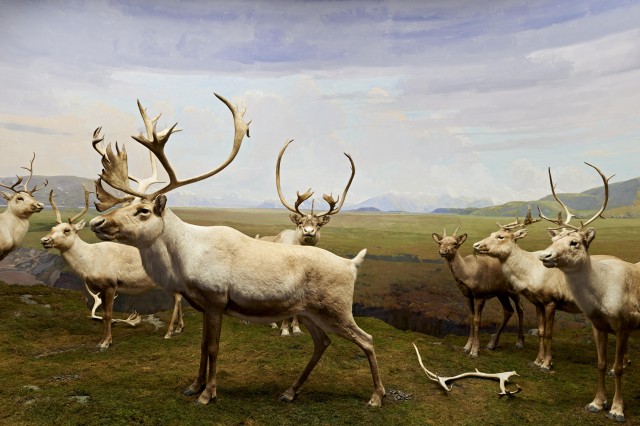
(4, 208, 640, 424)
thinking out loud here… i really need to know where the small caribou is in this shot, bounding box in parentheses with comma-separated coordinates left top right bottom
(41, 187, 184, 348)
(0, 154, 47, 261)
(88, 93, 385, 406)
(538, 163, 639, 423)
(258, 139, 355, 336)
(432, 227, 524, 357)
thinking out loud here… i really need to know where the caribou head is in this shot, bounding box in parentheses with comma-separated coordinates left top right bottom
(472, 207, 540, 260)
(275, 139, 355, 246)
(89, 93, 251, 247)
(431, 227, 466, 260)
(1, 153, 47, 218)
(41, 187, 91, 250)
(538, 163, 612, 271)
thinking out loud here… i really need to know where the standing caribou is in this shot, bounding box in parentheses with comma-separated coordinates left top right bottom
(258, 139, 355, 336)
(88, 93, 385, 406)
(40, 187, 185, 348)
(472, 211, 585, 371)
(538, 163, 639, 423)
(0, 154, 47, 261)
(432, 227, 524, 357)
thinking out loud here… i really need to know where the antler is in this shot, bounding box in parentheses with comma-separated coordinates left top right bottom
(317, 152, 355, 217)
(496, 206, 540, 230)
(412, 343, 522, 397)
(48, 191, 62, 224)
(275, 139, 314, 215)
(275, 139, 355, 217)
(21, 153, 48, 194)
(539, 163, 613, 231)
(49, 186, 91, 224)
(97, 93, 251, 203)
(0, 176, 23, 193)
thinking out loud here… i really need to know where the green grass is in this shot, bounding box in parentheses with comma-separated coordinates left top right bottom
(8, 208, 640, 424)
(1, 283, 639, 426)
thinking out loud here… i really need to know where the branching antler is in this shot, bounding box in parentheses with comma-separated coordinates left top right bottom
(1, 154, 47, 194)
(275, 139, 355, 217)
(21, 153, 48, 194)
(49, 186, 91, 225)
(539, 163, 613, 231)
(412, 343, 522, 397)
(496, 206, 540, 230)
(95, 93, 251, 206)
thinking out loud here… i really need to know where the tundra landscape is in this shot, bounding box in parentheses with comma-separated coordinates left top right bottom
(1, 206, 639, 424)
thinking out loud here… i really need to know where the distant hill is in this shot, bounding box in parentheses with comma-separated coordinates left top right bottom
(0, 175, 96, 208)
(351, 192, 493, 213)
(464, 177, 640, 218)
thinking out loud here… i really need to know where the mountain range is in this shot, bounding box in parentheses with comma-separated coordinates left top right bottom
(2, 174, 639, 217)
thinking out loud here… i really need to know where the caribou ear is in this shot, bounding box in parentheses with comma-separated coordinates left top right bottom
(584, 227, 596, 248)
(153, 195, 167, 215)
(547, 229, 560, 238)
(289, 213, 301, 225)
(74, 220, 86, 231)
(2, 192, 13, 201)
(513, 229, 528, 240)
(456, 233, 468, 246)
(318, 215, 331, 227)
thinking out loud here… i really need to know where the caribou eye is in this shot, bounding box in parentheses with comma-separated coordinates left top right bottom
(17, 196, 24, 201)
(135, 208, 151, 216)
(64, 229, 70, 234)
(570, 240, 579, 247)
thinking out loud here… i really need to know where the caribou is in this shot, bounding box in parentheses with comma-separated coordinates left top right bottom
(40, 187, 185, 348)
(88, 93, 385, 406)
(471, 211, 586, 370)
(258, 139, 355, 336)
(538, 163, 639, 423)
(432, 227, 524, 357)
(0, 154, 47, 261)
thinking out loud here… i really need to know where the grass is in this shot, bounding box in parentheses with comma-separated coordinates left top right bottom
(7, 208, 640, 424)
(1, 283, 638, 426)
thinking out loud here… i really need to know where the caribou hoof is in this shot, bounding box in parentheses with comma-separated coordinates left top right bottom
(585, 401, 608, 413)
(605, 411, 625, 423)
(367, 393, 384, 407)
(196, 391, 217, 405)
(183, 384, 206, 397)
(515, 341, 525, 350)
(278, 389, 296, 403)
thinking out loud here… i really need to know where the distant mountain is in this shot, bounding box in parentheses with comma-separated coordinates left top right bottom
(352, 192, 494, 213)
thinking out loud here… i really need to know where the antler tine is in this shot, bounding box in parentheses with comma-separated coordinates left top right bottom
(48, 190, 62, 224)
(93, 178, 135, 212)
(115, 92, 250, 201)
(132, 100, 164, 193)
(442, 227, 447, 237)
(92, 127, 106, 157)
(579, 162, 613, 229)
(496, 217, 524, 231)
(318, 152, 356, 217)
(275, 139, 304, 215)
(68, 186, 91, 224)
(20, 152, 36, 192)
(452, 226, 460, 236)
(0, 175, 23, 193)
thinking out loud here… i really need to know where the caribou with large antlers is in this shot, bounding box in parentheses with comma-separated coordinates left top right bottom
(40, 187, 185, 348)
(88, 93, 384, 406)
(0, 154, 47, 261)
(258, 139, 355, 336)
(432, 226, 524, 357)
(538, 163, 639, 423)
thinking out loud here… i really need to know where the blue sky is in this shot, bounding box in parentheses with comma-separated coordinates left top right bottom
(1, 0, 639, 207)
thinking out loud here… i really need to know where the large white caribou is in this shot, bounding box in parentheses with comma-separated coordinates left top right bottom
(258, 139, 355, 336)
(538, 163, 639, 423)
(88, 93, 385, 406)
(0, 154, 47, 261)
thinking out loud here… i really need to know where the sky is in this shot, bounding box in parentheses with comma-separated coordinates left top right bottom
(1, 0, 640, 209)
